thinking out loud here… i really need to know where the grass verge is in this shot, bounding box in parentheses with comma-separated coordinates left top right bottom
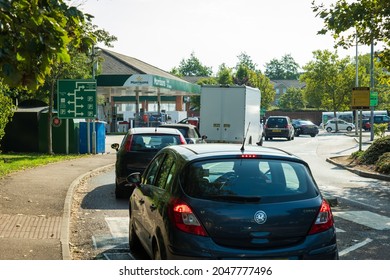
(0, 153, 88, 178)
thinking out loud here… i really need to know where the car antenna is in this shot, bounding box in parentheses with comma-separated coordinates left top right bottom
(240, 122, 251, 152)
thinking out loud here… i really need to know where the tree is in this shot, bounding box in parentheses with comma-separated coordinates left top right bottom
(257, 74, 276, 110)
(173, 52, 212, 76)
(265, 54, 300, 80)
(0, 81, 16, 146)
(301, 50, 356, 130)
(0, 0, 96, 90)
(264, 58, 284, 80)
(312, 0, 390, 68)
(278, 88, 306, 111)
(216, 64, 234, 85)
(0, 1, 117, 154)
(236, 52, 259, 72)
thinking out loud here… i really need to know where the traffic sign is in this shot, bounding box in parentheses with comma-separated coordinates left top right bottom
(52, 116, 62, 127)
(57, 79, 97, 119)
(352, 87, 370, 109)
(370, 91, 378, 107)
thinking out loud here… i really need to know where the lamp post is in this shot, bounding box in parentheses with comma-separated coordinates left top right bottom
(370, 35, 375, 141)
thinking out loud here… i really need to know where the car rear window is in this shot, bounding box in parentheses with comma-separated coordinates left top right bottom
(266, 118, 288, 127)
(130, 134, 181, 151)
(182, 158, 319, 203)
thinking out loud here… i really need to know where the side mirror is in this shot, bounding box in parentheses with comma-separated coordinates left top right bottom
(111, 143, 120, 151)
(126, 172, 141, 185)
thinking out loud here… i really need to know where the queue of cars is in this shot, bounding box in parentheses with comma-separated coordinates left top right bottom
(110, 117, 342, 259)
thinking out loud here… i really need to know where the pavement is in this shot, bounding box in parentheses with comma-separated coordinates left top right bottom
(0, 132, 388, 260)
(0, 134, 123, 260)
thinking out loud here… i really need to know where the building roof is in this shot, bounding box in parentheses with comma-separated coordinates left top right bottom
(271, 80, 306, 89)
(99, 48, 185, 82)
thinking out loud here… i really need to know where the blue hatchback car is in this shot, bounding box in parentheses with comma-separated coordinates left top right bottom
(127, 144, 338, 260)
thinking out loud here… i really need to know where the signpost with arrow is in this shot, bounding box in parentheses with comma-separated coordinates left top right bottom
(57, 79, 97, 154)
(57, 79, 97, 119)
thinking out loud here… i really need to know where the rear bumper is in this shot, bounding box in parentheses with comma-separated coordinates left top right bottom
(165, 228, 338, 260)
(264, 130, 290, 138)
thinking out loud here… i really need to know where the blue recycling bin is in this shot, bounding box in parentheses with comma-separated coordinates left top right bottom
(79, 121, 106, 154)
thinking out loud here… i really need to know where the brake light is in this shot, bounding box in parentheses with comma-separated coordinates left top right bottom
(124, 135, 133, 152)
(240, 154, 257, 158)
(170, 199, 208, 236)
(308, 199, 334, 235)
(179, 134, 186, 144)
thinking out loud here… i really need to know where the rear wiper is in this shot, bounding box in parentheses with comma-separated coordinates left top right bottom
(206, 195, 262, 203)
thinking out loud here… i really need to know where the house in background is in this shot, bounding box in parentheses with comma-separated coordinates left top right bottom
(270, 80, 306, 105)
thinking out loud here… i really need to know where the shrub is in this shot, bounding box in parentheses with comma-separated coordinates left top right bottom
(375, 152, 390, 174)
(373, 123, 388, 138)
(350, 150, 364, 161)
(359, 136, 390, 165)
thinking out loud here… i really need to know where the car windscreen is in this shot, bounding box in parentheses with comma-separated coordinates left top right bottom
(182, 158, 319, 203)
(130, 134, 181, 151)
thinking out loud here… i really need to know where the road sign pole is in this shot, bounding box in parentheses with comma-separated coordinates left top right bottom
(92, 119, 96, 154)
(66, 119, 69, 155)
(87, 120, 91, 154)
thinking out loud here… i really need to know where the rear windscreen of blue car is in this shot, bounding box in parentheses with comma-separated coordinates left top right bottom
(183, 158, 319, 203)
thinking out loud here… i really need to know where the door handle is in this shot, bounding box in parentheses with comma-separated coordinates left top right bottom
(150, 204, 157, 211)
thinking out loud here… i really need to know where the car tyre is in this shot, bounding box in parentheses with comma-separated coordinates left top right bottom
(326, 127, 332, 132)
(347, 126, 352, 131)
(310, 134, 316, 137)
(115, 182, 123, 199)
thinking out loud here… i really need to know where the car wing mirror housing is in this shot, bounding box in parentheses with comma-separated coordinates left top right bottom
(111, 143, 120, 151)
(126, 172, 141, 188)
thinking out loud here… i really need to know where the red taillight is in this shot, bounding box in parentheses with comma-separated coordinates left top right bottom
(170, 199, 208, 236)
(124, 135, 133, 152)
(308, 199, 334, 235)
(179, 134, 186, 144)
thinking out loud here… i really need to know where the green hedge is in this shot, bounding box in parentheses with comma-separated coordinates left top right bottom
(360, 136, 390, 165)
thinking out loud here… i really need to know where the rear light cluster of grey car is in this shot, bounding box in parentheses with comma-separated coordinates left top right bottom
(308, 199, 334, 235)
(170, 198, 208, 237)
(179, 135, 187, 144)
(124, 135, 133, 152)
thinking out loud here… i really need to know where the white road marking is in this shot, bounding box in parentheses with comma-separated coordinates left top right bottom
(333, 211, 390, 230)
(105, 217, 129, 237)
(335, 227, 345, 233)
(338, 238, 373, 257)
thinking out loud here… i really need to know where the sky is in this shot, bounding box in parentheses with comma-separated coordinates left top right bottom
(78, 0, 374, 74)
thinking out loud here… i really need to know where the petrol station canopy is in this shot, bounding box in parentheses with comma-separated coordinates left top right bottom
(96, 49, 201, 97)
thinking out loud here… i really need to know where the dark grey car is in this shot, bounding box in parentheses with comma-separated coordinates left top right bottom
(111, 127, 186, 198)
(264, 116, 295, 141)
(127, 144, 338, 260)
